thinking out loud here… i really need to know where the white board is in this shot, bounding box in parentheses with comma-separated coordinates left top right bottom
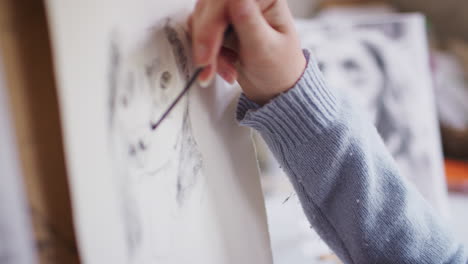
(297, 13, 449, 216)
(0, 57, 37, 264)
(44, 1, 272, 263)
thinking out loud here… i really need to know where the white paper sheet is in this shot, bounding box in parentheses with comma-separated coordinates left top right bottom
(0, 59, 37, 264)
(296, 13, 449, 217)
(44, 1, 272, 263)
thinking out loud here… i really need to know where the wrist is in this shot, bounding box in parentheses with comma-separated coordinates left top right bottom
(242, 49, 308, 105)
(237, 49, 339, 145)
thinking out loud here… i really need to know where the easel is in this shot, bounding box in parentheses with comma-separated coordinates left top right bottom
(0, 0, 79, 263)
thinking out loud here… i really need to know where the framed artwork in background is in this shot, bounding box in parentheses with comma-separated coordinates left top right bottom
(297, 13, 449, 216)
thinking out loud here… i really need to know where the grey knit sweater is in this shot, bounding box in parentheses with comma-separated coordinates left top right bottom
(236, 50, 467, 264)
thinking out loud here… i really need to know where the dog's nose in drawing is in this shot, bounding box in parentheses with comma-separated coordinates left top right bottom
(128, 139, 147, 154)
(128, 138, 149, 168)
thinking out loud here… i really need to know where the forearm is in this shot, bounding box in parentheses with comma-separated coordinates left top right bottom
(237, 50, 467, 263)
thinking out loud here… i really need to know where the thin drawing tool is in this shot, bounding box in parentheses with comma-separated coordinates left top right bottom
(150, 26, 235, 131)
(150, 67, 204, 131)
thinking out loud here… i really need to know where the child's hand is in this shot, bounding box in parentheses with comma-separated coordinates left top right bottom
(191, 0, 306, 105)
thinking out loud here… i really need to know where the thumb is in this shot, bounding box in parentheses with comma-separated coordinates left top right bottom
(228, 0, 272, 50)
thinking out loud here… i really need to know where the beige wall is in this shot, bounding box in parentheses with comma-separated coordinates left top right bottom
(287, 0, 468, 42)
(390, 0, 468, 42)
(287, 0, 319, 18)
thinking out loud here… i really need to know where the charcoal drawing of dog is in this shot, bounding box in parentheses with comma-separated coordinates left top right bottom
(107, 19, 202, 261)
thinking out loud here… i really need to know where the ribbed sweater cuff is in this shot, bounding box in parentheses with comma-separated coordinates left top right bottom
(236, 49, 339, 146)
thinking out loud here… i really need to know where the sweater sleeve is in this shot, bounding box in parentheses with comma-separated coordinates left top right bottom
(237, 50, 467, 264)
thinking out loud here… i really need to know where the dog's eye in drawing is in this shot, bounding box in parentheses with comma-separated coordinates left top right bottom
(343, 59, 360, 71)
(160, 71, 172, 89)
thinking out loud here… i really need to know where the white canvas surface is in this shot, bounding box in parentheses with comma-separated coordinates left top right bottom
(296, 13, 449, 216)
(0, 58, 37, 264)
(44, 1, 272, 263)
